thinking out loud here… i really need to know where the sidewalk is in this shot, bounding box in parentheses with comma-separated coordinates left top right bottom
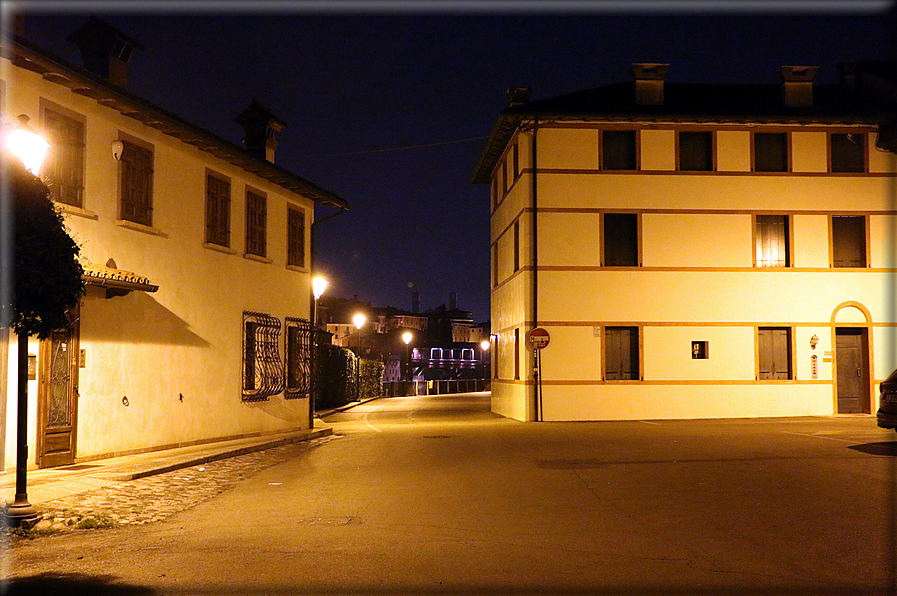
(0, 424, 333, 507)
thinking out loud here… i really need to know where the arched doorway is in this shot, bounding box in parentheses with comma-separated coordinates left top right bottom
(832, 303, 872, 414)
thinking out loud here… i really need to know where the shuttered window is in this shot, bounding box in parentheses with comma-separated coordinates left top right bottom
(246, 190, 267, 257)
(602, 130, 637, 171)
(120, 140, 154, 226)
(287, 206, 305, 267)
(605, 327, 639, 380)
(758, 327, 792, 380)
(43, 108, 84, 208)
(755, 215, 789, 267)
(513, 220, 520, 272)
(514, 328, 520, 380)
(754, 133, 788, 172)
(678, 131, 713, 171)
(832, 216, 866, 268)
(603, 213, 639, 267)
(205, 174, 231, 247)
(831, 133, 866, 173)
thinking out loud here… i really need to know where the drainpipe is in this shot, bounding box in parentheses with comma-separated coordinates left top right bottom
(530, 118, 540, 422)
(308, 205, 346, 429)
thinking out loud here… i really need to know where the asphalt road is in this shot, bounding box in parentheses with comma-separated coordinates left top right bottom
(4, 392, 897, 596)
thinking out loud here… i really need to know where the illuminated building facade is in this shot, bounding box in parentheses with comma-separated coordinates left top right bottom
(1, 20, 347, 468)
(475, 62, 896, 421)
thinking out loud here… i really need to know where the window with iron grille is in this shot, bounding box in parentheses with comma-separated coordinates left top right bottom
(242, 312, 284, 401)
(246, 190, 267, 257)
(755, 215, 790, 267)
(285, 317, 313, 399)
(758, 327, 792, 380)
(43, 108, 85, 208)
(287, 206, 306, 268)
(601, 130, 637, 171)
(605, 326, 640, 380)
(119, 140, 154, 226)
(753, 133, 788, 172)
(830, 133, 866, 173)
(678, 131, 713, 171)
(205, 174, 231, 247)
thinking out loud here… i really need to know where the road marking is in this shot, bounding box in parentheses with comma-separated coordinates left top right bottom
(362, 402, 385, 433)
(781, 431, 861, 443)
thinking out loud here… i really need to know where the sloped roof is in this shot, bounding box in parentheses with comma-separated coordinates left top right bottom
(472, 75, 894, 184)
(4, 35, 349, 209)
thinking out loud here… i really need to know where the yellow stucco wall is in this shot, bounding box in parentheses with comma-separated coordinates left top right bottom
(3, 56, 319, 465)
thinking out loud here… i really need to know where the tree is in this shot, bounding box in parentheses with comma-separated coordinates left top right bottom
(7, 160, 84, 338)
(3, 158, 84, 527)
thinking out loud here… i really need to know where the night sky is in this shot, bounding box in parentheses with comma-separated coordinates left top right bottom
(18, 2, 896, 323)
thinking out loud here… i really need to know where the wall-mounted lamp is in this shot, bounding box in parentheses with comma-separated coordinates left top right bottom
(810, 334, 819, 350)
(111, 140, 124, 161)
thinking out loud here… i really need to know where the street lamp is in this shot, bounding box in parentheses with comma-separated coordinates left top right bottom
(480, 339, 491, 391)
(5, 114, 50, 528)
(353, 313, 366, 402)
(7, 115, 50, 176)
(309, 276, 328, 429)
(402, 331, 413, 395)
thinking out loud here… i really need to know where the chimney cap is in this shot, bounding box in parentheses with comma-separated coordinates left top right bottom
(631, 63, 669, 80)
(66, 16, 144, 60)
(234, 98, 288, 129)
(779, 65, 818, 82)
(506, 87, 533, 106)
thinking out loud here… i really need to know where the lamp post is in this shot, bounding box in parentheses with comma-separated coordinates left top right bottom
(480, 339, 491, 392)
(402, 331, 413, 395)
(309, 276, 328, 429)
(5, 114, 50, 527)
(352, 313, 366, 402)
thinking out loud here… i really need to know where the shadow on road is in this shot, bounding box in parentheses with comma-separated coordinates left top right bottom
(1, 573, 156, 595)
(849, 442, 897, 456)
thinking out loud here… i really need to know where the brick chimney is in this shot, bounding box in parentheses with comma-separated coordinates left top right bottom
(66, 17, 143, 88)
(780, 66, 818, 108)
(235, 100, 287, 163)
(631, 63, 669, 106)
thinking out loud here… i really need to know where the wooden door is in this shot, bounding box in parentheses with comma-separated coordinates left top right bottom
(836, 328, 869, 414)
(37, 322, 79, 468)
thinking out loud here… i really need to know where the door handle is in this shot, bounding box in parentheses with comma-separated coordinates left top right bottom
(857, 368, 862, 377)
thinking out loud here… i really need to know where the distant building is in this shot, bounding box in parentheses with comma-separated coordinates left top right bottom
(474, 62, 896, 422)
(1, 19, 348, 469)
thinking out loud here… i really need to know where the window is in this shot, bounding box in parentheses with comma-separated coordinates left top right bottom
(120, 139, 154, 226)
(691, 341, 708, 360)
(755, 215, 790, 267)
(513, 220, 520, 272)
(602, 130, 637, 170)
(205, 174, 231, 247)
(753, 133, 788, 172)
(831, 133, 866, 173)
(287, 206, 306, 268)
(285, 317, 312, 399)
(605, 327, 639, 380)
(492, 244, 499, 287)
(678, 131, 713, 171)
(512, 142, 519, 180)
(246, 190, 267, 257)
(603, 213, 639, 267)
(514, 328, 520, 380)
(242, 312, 284, 401)
(758, 327, 792, 380)
(832, 215, 867, 268)
(43, 108, 84, 208)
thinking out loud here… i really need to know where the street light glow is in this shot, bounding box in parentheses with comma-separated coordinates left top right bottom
(480, 340, 491, 351)
(312, 276, 328, 299)
(402, 331, 413, 345)
(7, 114, 49, 175)
(353, 313, 366, 330)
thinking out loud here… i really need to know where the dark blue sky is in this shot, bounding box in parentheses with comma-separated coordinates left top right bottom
(21, 2, 895, 322)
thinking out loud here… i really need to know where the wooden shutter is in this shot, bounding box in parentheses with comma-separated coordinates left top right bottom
(759, 327, 791, 380)
(679, 131, 713, 171)
(831, 134, 865, 173)
(754, 133, 788, 172)
(602, 130, 637, 170)
(604, 213, 638, 267)
(756, 215, 789, 267)
(606, 327, 638, 380)
(832, 216, 866, 268)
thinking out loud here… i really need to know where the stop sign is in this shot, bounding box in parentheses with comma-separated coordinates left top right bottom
(527, 327, 550, 350)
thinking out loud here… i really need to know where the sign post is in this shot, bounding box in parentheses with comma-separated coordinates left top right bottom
(527, 328, 550, 421)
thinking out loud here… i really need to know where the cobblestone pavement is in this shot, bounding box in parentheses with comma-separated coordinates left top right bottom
(9, 435, 336, 538)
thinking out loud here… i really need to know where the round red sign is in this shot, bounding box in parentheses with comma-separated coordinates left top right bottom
(527, 327, 550, 350)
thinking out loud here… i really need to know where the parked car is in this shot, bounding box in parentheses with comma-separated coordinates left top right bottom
(876, 369, 897, 432)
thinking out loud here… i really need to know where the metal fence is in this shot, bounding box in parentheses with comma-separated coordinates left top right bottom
(381, 379, 490, 397)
